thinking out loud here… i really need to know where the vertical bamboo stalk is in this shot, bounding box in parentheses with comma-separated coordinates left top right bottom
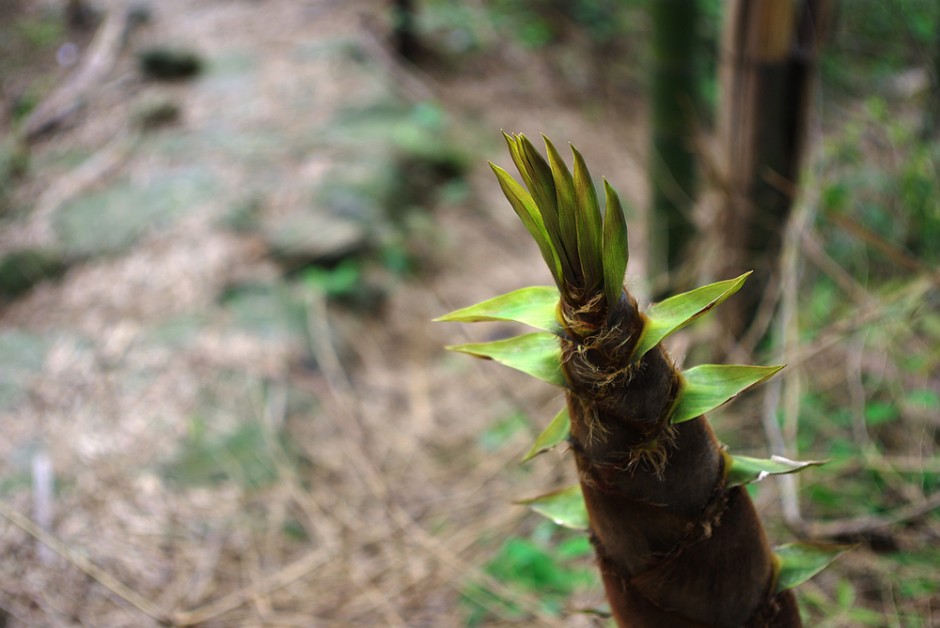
(390, 0, 420, 62)
(714, 0, 832, 343)
(649, 0, 701, 288)
(922, 16, 940, 139)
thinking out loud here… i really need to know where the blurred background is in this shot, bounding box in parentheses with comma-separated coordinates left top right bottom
(0, 0, 938, 625)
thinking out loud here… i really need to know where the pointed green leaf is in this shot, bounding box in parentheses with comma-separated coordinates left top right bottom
(520, 136, 576, 281)
(504, 133, 550, 217)
(490, 163, 563, 287)
(505, 134, 553, 209)
(522, 407, 571, 462)
(434, 286, 563, 335)
(774, 542, 852, 593)
(572, 605, 612, 619)
(671, 364, 784, 424)
(517, 485, 588, 530)
(516, 135, 559, 221)
(572, 145, 603, 292)
(632, 273, 751, 359)
(601, 179, 628, 314)
(447, 332, 566, 387)
(543, 136, 580, 280)
(725, 452, 826, 487)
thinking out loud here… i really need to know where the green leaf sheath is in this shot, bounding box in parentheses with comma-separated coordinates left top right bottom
(517, 485, 589, 530)
(671, 364, 785, 424)
(522, 407, 571, 463)
(490, 163, 563, 287)
(440, 137, 820, 627)
(434, 286, 563, 335)
(507, 134, 574, 280)
(571, 145, 603, 294)
(447, 332, 566, 387)
(543, 136, 581, 284)
(632, 272, 751, 359)
(775, 543, 852, 593)
(601, 179, 629, 318)
(724, 452, 827, 487)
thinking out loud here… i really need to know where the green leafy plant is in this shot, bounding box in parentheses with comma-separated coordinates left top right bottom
(440, 134, 847, 626)
(484, 0, 638, 49)
(461, 524, 595, 625)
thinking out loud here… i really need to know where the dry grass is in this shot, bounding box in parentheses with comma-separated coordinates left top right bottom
(1, 1, 937, 627)
(0, 1, 621, 625)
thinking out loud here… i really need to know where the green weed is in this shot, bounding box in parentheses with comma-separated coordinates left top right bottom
(162, 417, 296, 489)
(460, 523, 596, 626)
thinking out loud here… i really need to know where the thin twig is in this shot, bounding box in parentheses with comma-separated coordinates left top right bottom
(786, 277, 933, 372)
(795, 492, 940, 539)
(800, 230, 873, 306)
(846, 336, 874, 449)
(847, 456, 940, 474)
(30, 132, 138, 243)
(828, 213, 940, 283)
(303, 290, 569, 627)
(259, 380, 340, 548)
(172, 546, 338, 626)
(22, 6, 138, 141)
(0, 500, 166, 623)
(763, 166, 817, 527)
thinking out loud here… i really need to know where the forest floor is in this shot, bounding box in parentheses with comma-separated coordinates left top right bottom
(0, 1, 937, 626)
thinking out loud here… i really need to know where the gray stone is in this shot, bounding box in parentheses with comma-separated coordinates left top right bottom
(263, 211, 369, 269)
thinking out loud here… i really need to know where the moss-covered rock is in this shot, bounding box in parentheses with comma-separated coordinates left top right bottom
(262, 212, 369, 270)
(54, 166, 218, 257)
